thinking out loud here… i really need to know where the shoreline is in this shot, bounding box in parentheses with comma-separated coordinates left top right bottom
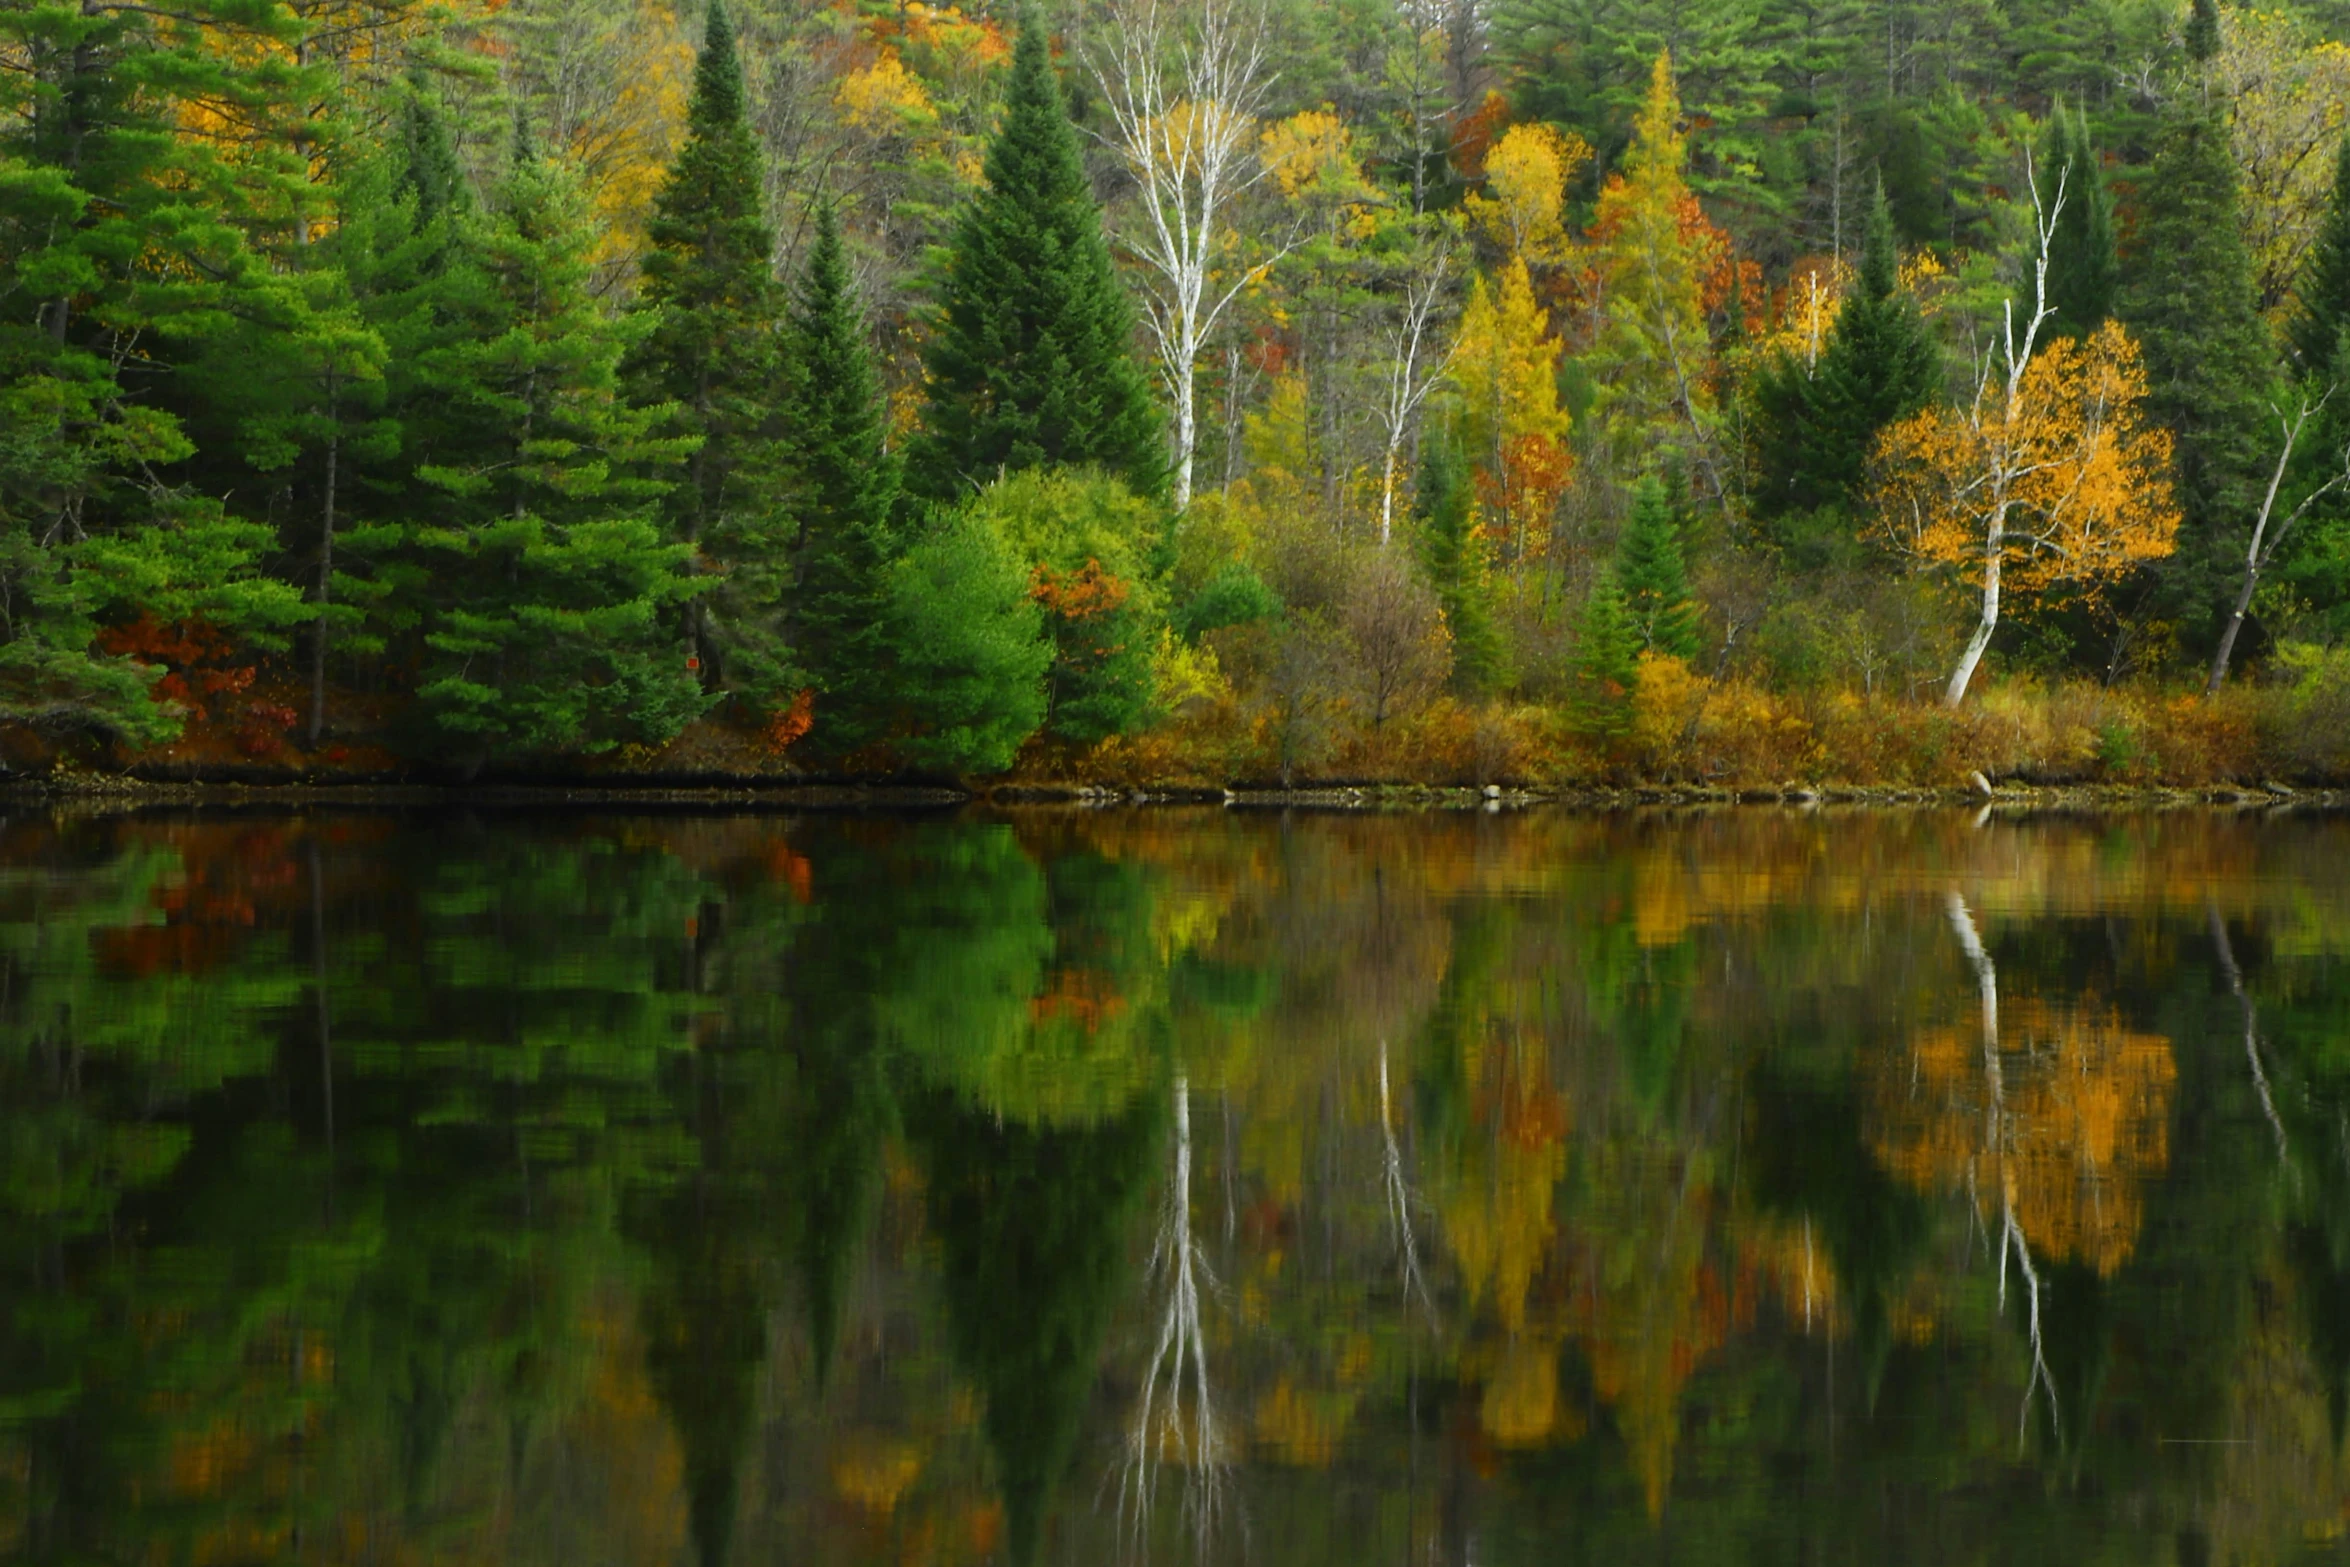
(7, 772, 2346, 814)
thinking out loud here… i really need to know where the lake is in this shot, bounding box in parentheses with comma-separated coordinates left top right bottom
(2, 805, 2347, 1564)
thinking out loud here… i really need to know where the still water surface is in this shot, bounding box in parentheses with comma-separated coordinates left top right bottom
(3, 806, 2349, 1565)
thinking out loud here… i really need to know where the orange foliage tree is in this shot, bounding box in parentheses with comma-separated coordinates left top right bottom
(1869, 173, 2177, 706)
(1449, 256, 1573, 575)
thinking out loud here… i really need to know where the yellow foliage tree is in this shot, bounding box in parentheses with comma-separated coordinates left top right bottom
(1449, 256, 1573, 572)
(1870, 315, 2177, 706)
(1259, 107, 1378, 213)
(1466, 122, 1590, 265)
(1585, 51, 1732, 515)
(2213, 10, 2350, 314)
(834, 50, 939, 134)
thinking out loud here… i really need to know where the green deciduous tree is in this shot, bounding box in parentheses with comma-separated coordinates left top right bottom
(966, 468, 1165, 743)
(885, 513, 1054, 773)
(907, 14, 1163, 502)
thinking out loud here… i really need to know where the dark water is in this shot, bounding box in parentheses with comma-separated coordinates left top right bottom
(3, 806, 2348, 1565)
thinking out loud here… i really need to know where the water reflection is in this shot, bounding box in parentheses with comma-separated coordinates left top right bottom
(2, 807, 2348, 1563)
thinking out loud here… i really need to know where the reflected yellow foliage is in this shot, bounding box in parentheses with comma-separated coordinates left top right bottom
(1252, 1377, 1355, 1467)
(1869, 1000, 2176, 1275)
(832, 1435, 925, 1514)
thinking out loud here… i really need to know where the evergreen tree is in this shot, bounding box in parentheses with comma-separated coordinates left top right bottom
(393, 75, 471, 227)
(1413, 427, 1505, 694)
(2031, 104, 2118, 341)
(2289, 129, 2350, 380)
(2120, 98, 2273, 639)
(783, 205, 901, 755)
(1571, 567, 1641, 741)
(912, 1090, 1161, 1567)
(0, 0, 312, 741)
(1616, 478, 1702, 661)
(1751, 179, 1940, 519)
(346, 131, 708, 767)
(627, 0, 788, 692)
(2184, 0, 2221, 64)
(906, 13, 1163, 501)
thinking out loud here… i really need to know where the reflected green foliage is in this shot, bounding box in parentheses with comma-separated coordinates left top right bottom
(0, 810, 2348, 1564)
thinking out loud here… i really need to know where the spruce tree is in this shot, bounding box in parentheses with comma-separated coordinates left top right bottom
(783, 204, 901, 755)
(627, 0, 788, 690)
(1413, 427, 1505, 695)
(2184, 0, 2222, 64)
(1616, 478, 1702, 662)
(2289, 129, 2350, 379)
(1811, 182, 1942, 494)
(360, 131, 708, 766)
(1750, 179, 1940, 519)
(907, 12, 1162, 501)
(2120, 98, 2273, 637)
(2031, 105, 2118, 340)
(1571, 568, 1642, 741)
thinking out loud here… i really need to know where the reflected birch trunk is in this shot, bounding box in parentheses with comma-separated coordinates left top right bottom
(1378, 1040, 1438, 1326)
(1947, 891, 2059, 1451)
(2207, 899, 2291, 1167)
(1117, 1075, 1229, 1559)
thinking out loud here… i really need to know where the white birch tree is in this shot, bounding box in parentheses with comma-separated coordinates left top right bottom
(1373, 235, 1458, 547)
(2206, 387, 2350, 692)
(1094, 0, 1284, 510)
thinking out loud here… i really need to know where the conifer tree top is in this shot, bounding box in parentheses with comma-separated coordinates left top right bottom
(987, 13, 1089, 215)
(694, 0, 748, 131)
(2290, 129, 2350, 375)
(906, 7, 1163, 498)
(1858, 175, 1898, 302)
(2185, 0, 2221, 63)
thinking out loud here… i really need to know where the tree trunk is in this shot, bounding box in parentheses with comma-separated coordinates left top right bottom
(1171, 356, 1196, 511)
(1944, 520, 2003, 707)
(309, 420, 338, 745)
(2206, 590, 2254, 696)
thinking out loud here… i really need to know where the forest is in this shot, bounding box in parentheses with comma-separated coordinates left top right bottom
(8, 0, 2350, 785)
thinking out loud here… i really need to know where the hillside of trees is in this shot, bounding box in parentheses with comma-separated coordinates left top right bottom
(7, 0, 2350, 785)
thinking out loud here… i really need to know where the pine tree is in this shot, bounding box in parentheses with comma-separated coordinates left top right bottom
(2120, 97, 2273, 638)
(2032, 105, 2118, 341)
(358, 131, 708, 766)
(1413, 427, 1505, 695)
(0, 0, 313, 741)
(1751, 179, 1940, 519)
(1571, 567, 1642, 740)
(1616, 478, 1702, 661)
(2289, 129, 2350, 379)
(627, 0, 788, 690)
(783, 205, 901, 755)
(2184, 0, 2221, 64)
(907, 12, 1162, 501)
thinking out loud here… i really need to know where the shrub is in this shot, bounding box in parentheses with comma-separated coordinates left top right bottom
(885, 514, 1053, 773)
